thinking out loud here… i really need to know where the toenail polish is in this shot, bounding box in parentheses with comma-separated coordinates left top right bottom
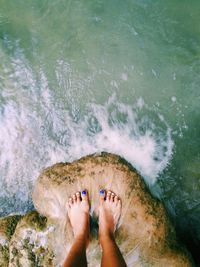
(100, 189, 105, 195)
(82, 190, 87, 195)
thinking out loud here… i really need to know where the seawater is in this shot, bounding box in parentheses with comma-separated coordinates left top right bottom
(0, 0, 200, 263)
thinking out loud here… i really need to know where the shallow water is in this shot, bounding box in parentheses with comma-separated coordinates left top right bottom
(0, 0, 200, 263)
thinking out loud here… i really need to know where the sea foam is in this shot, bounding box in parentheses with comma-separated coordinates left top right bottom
(0, 55, 173, 215)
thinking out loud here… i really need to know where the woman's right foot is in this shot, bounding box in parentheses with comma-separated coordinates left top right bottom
(98, 189, 122, 242)
(66, 190, 90, 246)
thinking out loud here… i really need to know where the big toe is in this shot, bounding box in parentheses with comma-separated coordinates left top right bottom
(99, 189, 106, 203)
(81, 189, 89, 202)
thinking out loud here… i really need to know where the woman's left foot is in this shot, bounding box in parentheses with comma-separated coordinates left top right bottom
(66, 190, 90, 245)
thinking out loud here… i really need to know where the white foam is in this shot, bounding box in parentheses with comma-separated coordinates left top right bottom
(0, 236, 9, 246)
(171, 96, 177, 102)
(121, 73, 128, 81)
(22, 225, 55, 249)
(0, 56, 174, 214)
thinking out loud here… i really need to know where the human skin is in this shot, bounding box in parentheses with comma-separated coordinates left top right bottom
(63, 189, 127, 267)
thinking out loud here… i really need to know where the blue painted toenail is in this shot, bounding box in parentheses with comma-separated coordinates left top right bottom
(82, 190, 87, 195)
(100, 189, 105, 195)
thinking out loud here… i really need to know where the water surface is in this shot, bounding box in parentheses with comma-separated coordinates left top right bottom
(0, 0, 200, 263)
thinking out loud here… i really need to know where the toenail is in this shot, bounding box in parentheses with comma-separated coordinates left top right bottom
(100, 189, 105, 195)
(76, 192, 80, 195)
(107, 191, 111, 194)
(111, 193, 115, 196)
(82, 190, 87, 195)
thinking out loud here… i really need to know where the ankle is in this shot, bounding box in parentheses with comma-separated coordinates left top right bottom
(74, 234, 89, 247)
(74, 224, 89, 240)
(99, 232, 115, 245)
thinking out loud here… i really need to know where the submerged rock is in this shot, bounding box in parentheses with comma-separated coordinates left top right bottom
(32, 152, 193, 267)
(0, 215, 21, 267)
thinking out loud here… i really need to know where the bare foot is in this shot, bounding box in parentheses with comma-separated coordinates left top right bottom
(98, 189, 122, 242)
(66, 190, 90, 245)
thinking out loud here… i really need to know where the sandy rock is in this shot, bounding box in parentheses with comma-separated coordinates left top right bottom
(0, 215, 21, 267)
(33, 152, 193, 267)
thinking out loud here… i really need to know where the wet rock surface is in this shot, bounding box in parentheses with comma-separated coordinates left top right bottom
(0, 153, 194, 266)
(33, 152, 193, 267)
(9, 211, 55, 267)
(0, 215, 21, 267)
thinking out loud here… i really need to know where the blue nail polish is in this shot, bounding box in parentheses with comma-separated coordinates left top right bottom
(82, 190, 87, 195)
(100, 189, 105, 195)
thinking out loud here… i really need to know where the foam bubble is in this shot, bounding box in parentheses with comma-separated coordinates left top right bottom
(171, 96, 177, 102)
(121, 73, 128, 81)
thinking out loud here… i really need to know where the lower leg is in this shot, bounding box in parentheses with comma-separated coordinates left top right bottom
(63, 236, 87, 267)
(63, 190, 90, 267)
(100, 234, 127, 267)
(99, 190, 127, 267)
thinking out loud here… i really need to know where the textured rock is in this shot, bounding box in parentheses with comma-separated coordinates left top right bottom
(8, 211, 55, 267)
(32, 152, 193, 267)
(0, 215, 21, 267)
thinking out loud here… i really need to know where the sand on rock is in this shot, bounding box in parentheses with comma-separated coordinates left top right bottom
(32, 152, 193, 267)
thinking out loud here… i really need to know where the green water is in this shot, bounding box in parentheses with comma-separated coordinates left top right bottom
(0, 0, 200, 263)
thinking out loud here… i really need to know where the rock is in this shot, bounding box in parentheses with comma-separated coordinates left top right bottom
(9, 211, 55, 267)
(32, 152, 193, 266)
(0, 215, 21, 267)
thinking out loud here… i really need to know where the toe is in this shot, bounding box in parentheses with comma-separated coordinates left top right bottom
(76, 191, 81, 203)
(114, 195, 118, 204)
(106, 190, 112, 202)
(72, 194, 77, 203)
(117, 199, 122, 209)
(81, 189, 88, 201)
(111, 192, 115, 202)
(99, 189, 106, 202)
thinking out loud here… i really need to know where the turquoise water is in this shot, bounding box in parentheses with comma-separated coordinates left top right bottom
(0, 0, 200, 263)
